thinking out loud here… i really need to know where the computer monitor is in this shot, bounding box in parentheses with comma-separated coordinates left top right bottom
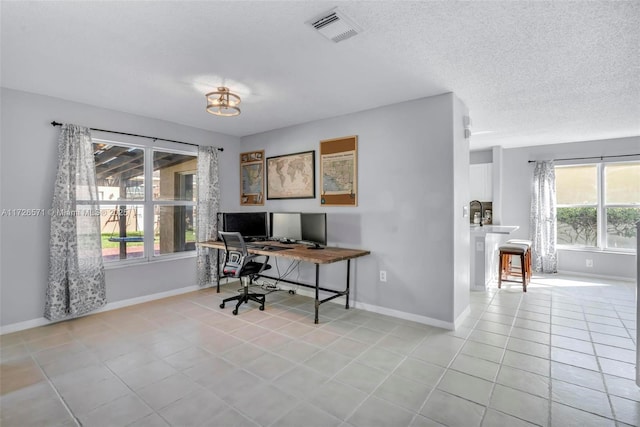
(270, 212, 302, 241)
(301, 213, 327, 246)
(221, 212, 268, 240)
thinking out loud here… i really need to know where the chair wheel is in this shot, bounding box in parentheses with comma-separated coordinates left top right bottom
(259, 306, 265, 311)
(220, 303, 225, 309)
(288, 290, 295, 295)
(232, 309, 238, 315)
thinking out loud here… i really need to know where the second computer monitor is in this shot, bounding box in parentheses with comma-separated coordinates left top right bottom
(301, 213, 327, 246)
(270, 212, 327, 246)
(270, 212, 302, 241)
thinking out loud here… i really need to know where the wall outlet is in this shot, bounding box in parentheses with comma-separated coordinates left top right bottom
(586, 259, 594, 268)
(379, 270, 387, 282)
(476, 241, 484, 251)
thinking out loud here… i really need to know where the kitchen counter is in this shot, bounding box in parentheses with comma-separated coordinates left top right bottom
(470, 225, 519, 235)
(470, 225, 519, 291)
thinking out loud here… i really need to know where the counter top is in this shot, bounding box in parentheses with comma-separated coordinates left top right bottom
(470, 225, 519, 235)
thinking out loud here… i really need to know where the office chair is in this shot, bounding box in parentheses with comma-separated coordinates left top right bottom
(218, 231, 272, 315)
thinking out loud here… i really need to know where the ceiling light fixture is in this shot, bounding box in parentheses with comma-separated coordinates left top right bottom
(205, 87, 241, 117)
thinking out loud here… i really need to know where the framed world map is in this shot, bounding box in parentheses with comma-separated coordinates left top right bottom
(266, 150, 315, 199)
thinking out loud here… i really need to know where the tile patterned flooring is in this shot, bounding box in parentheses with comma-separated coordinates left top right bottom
(0, 274, 638, 427)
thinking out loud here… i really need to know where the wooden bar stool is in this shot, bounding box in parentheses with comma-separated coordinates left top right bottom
(506, 239, 532, 283)
(498, 244, 528, 292)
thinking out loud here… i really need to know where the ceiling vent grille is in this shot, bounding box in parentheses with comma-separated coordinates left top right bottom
(307, 8, 363, 43)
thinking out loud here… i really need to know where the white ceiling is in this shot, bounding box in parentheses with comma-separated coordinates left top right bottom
(2, 1, 639, 150)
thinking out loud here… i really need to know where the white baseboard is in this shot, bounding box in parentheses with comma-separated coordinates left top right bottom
(95, 285, 202, 313)
(352, 300, 457, 330)
(454, 305, 472, 330)
(555, 270, 635, 283)
(2, 279, 473, 335)
(279, 283, 459, 330)
(0, 284, 202, 335)
(0, 317, 52, 335)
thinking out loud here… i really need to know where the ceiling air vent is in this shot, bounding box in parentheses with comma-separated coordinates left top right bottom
(307, 8, 363, 43)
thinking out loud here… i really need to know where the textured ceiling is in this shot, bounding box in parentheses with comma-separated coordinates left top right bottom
(2, 1, 639, 149)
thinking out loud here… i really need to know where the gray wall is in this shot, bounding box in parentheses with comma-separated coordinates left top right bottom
(452, 96, 471, 321)
(0, 88, 240, 326)
(241, 93, 470, 325)
(1, 89, 470, 328)
(500, 136, 640, 280)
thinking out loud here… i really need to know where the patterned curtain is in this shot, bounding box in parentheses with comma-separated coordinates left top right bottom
(45, 124, 106, 320)
(530, 161, 558, 273)
(196, 146, 220, 286)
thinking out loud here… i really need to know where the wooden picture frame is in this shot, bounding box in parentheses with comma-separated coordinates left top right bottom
(240, 150, 264, 205)
(320, 135, 358, 206)
(266, 150, 315, 200)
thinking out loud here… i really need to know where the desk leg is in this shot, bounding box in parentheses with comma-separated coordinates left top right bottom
(215, 249, 220, 293)
(314, 264, 320, 324)
(345, 259, 351, 310)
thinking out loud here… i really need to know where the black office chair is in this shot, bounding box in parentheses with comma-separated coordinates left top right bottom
(218, 231, 272, 315)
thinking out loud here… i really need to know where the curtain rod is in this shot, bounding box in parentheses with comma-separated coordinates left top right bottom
(50, 121, 223, 151)
(528, 153, 639, 163)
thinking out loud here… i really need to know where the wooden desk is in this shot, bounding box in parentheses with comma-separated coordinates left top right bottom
(198, 240, 370, 323)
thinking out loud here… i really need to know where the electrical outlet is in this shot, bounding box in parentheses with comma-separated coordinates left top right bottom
(379, 270, 387, 282)
(586, 259, 593, 268)
(476, 242, 484, 251)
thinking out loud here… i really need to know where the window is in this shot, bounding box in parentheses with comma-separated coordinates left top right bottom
(555, 161, 639, 251)
(94, 140, 197, 263)
(556, 165, 598, 246)
(604, 163, 640, 249)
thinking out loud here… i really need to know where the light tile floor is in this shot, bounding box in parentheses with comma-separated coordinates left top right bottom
(0, 274, 638, 427)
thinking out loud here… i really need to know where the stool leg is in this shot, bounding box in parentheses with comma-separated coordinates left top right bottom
(498, 252, 503, 289)
(520, 254, 527, 292)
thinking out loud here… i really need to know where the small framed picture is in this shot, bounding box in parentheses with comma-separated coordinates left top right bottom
(240, 150, 265, 205)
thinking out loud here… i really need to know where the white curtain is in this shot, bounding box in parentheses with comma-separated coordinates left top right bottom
(45, 124, 106, 320)
(196, 146, 220, 286)
(530, 161, 558, 273)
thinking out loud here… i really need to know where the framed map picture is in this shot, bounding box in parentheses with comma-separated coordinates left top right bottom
(240, 150, 264, 205)
(320, 136, 358, 206)
(266, 150, 315, 199)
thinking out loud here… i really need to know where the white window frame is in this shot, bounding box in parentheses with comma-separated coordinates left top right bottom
(556, 160, 639, 253)
(93, 138, 197, 267)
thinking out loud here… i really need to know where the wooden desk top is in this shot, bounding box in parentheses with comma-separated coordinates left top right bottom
(198, 240, 370, 265)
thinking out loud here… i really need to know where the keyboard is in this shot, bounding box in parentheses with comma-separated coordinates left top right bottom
(297, 240, 323, 248)
(245, 244, 291, 252)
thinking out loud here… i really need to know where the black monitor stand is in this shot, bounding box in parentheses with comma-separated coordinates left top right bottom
(279, 238, 297, 244)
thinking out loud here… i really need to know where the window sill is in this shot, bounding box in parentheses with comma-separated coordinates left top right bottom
(103, 252, 196, 270)
(557, 247, 636, 256)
